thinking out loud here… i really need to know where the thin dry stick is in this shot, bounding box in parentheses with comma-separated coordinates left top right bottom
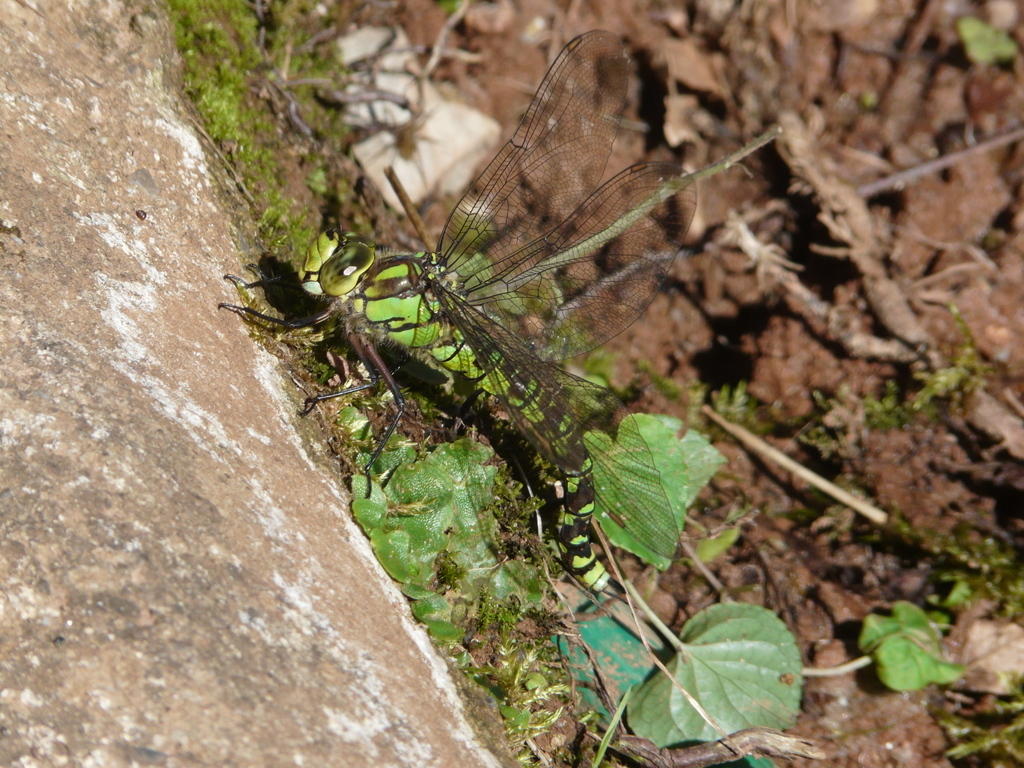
(857, 126, 1024, 198)
(679, 541, 728, 597)
(593, 525, 735, 750)
(384, 166, 433, 246)
(802, 656, 873, 677)
(616, 728, 826, 766)
(423, 0, 471, 78)
(701, 406, 888, 524)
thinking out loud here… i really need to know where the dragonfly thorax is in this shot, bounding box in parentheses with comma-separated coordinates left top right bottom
(300, 230, 376, 297)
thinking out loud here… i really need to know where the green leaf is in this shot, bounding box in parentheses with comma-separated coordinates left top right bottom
(628, 603, 803, 746)
(859, 601, 965, 691)
(927, 578, 973, 610)
(596, 415, 725, 569)
(957, 17, 1018, 65)
(694, 528, 740, 562)
(409, 593, 462, 644)
(351, 437, 543, 639)
(499, 705, 532, 731)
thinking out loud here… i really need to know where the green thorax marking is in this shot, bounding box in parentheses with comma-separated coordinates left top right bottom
(302, 230, 586, 475)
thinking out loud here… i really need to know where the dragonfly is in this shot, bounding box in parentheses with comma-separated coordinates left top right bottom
(222, 31, 779, 592)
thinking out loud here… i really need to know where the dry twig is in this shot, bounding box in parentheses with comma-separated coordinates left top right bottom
(773, 111, 1024, 460)
(857, 127, 1024, 198)
(614, 728, 824, 768)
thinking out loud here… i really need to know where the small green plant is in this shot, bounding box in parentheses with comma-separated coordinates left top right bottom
(579, 347, 618, 389)
(796, 389, 846, 460)
(889, 516, 1024, 619)
(799, 382, 916, 459)
(863, 379, 913, 430)
(635, 358, 684, 401)
(858, 601, 964, 691)
(956, 16, 1019, 66)
(709, 381, 763, 432)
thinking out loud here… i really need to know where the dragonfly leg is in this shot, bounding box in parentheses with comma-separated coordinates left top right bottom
(223, 264, 278, 288)
(344, 332, 407, 484)
(296, 332, 407, 491)
(299, 380, 378, 416)
(219, 268, 328, 328)
(558, 476, 615, 593)
(302, 346, 411, 416)
(300, 343, 381, 417)
(218, 302, 335, 329)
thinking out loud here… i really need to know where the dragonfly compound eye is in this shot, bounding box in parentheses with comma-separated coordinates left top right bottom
(301, 230, 375, 297)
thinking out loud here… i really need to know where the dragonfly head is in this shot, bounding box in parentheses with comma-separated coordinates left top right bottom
(300, 230, 376, 297)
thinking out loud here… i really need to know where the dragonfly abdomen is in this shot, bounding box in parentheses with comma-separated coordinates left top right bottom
(375, 303, 612, 590)
(427, 329, 612, 591)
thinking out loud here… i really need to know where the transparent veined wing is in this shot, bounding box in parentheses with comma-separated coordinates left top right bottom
(436, 30, 697, 361)
(435, 288, 680, 560)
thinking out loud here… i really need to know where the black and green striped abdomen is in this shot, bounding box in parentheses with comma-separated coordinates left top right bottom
(355, 262, 609, 590)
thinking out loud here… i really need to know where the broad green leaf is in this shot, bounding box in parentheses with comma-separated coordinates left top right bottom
(859, 601, 964, 691)
(595, 415, 724, 569)
(628, 603, 802, 745)
(351, 438, 542, 639)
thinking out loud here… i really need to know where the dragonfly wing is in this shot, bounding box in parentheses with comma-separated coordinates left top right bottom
(560, 371, 680, 560)
(583, 406, 682, 561)
(438, 290, 679, 559)
(438, 289, 591, 473)
(433, 30, 698, 361)
(466, 162, 697, 360)
(438, 31, 629, 289)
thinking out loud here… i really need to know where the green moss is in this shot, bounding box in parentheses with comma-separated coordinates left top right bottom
(165, 0, 335, 255)
(708, 380, 766, 434)
(475, 592, 525, 634)
(796, 389, 845, 460)
(863, 379, 913, 430)
(912, 305, 992, 414)
(435, 549, 469, 590)
(888, 515, 1024, 619)
(939, 678, 1024, 767)
(468, 641, 573, 766)
(635, 358, 682, 400)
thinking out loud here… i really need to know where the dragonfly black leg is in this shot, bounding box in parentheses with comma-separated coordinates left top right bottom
(218, 301, 336, 329)
(219, 268, 328, 328)
(345, 332, 407, 484)
(299, 337, 381, 417)
(224, 264, 273, 286)
(300, 381, 377, 415)
(301, 346, 411, 416)
(219, 286, 405, 491)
